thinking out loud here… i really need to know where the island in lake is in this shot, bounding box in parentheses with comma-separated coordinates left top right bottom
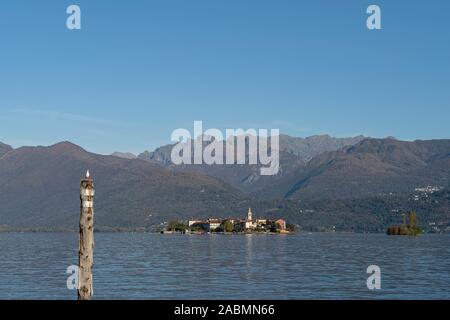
(386, 210, 422, 236)
(161, 208, 295, 234)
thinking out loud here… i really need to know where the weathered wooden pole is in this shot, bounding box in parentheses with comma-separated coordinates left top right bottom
(78, 170, 95, 300)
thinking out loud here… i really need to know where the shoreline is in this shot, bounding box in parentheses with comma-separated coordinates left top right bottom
(0, 229, 447, 235)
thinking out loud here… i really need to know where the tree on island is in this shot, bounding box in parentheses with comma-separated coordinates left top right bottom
(407, 210, 421, 236)
(233, 223, 244, 233)
(221, 220, 234, 233)
(409, 210, 417, 228)
(270, 223, 282, 233)
(167, 220, 189, 232)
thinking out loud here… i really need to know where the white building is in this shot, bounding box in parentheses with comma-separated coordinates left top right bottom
(207, 219, 221, 231)
(244, 208, 257, 229)
(188, 220, 204, 227)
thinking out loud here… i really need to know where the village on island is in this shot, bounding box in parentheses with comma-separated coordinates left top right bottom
(161, 208, 294, 234)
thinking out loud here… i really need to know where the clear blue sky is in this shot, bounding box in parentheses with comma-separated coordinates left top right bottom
(0, 0, 449, 154)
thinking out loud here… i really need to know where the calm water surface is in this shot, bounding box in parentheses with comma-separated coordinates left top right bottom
(0, 233, 449, 299)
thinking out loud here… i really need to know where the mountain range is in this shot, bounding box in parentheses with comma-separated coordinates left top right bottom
(0, 141, 242, 230)
(136, 134, 366, 193)
(0, 135, 449, 232)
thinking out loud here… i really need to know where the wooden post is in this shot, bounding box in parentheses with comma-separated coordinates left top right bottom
(78, 170, 95, 300)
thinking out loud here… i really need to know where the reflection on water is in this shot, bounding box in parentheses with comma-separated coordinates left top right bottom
(0, 232, 449, 299)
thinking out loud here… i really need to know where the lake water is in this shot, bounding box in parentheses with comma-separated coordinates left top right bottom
(0, 233, 449, 300)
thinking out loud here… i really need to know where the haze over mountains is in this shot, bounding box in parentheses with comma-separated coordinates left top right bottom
(0, 135, 449, 232)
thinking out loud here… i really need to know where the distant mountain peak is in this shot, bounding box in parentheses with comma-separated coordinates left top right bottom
(111, 152, 137, 159)
(307, 134, 331, 139)
(51, 140, 81, 147)
(47, 141, 88, 154)
(0, 142, 13, 158)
